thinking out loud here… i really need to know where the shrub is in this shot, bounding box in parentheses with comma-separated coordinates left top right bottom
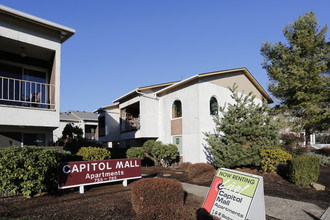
(187, 163, 216, 183)
(0, 146, 57, 197)
(64, 138, 103, 155)
(178, 162, 192, 171)
(76, 147, 111, 161)
(126, 140, 178, 167)
(305, 152, 330, 167)
(126, 147, 145, 159)
(287, 155, 320, 187)
(260, 149, 292, 173)
(131, 178, 184, 215)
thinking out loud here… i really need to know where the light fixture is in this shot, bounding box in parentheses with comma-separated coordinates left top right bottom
(20, 47, 26, 57)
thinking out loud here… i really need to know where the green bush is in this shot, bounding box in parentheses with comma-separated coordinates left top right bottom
(131, 178, 184, 216)
(260, 149, 292, 173)
(126, 140, 178, 167)
(0, 146, 57, 197)
(126, 147, 145, 159)
(287, 155, 320, 187)
(64, 138, 103, 155)
(76, 147, 111, 161)
(187, 163, 216, 183)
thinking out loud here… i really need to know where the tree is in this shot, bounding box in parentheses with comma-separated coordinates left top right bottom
(61, 123, 102, 154)
(126, 140, 178, 167)
(62, 123, 83, 140)
(204, 84, 280, 168)
(261, 11, 330, 143)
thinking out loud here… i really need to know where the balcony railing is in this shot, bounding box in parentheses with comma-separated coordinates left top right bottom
(85, 132, 96, 140)
(0, 76, 55, 109)
(121, 117, 140, 132)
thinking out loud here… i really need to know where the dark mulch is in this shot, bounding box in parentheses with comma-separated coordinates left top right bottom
(142, 166, 330, 209)
(0, 166, 329, 219)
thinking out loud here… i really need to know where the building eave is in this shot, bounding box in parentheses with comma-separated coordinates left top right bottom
(94, 103, 119, 113)
(0, 4, 75, 43)
(112, 81, 178, 103)
(155, 67, 273, 103)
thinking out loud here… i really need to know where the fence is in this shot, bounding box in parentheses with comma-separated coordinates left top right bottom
(0, 76, 55, 109)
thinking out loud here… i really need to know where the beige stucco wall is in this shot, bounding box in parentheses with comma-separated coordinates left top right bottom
(199, 70, 264, 100)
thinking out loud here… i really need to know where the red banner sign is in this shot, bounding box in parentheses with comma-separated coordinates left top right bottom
(58, 158, 141, 188)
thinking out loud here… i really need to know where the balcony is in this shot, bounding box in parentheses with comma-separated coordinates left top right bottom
(0, 76, 54, 109)
(121, 116, 140, 132)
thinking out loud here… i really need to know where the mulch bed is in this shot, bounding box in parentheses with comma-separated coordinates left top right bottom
(0, 166, 329, 219)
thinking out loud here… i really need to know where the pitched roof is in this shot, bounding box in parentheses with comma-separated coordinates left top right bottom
(94, 104, 119, 113)
(60, 111, 98, 122)
(69, 111, 98, 121)
(60, 112, 80, 122)
(112, 67, 273, 104)
(112, 81, 178, 103)
(155, 67, 273, 103)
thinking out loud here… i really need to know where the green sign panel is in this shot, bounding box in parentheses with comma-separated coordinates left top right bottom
(202, 168, 264, 220)
(216, 169, 259, 198)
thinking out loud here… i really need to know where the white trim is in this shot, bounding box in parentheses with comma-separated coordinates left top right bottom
(0, 4, 75, 42)
(113, 88, 138, 103)
(156, 74, 198, 95)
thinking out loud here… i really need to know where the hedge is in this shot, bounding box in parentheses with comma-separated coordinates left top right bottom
(131, 178, 184, 216)
(187, 163, 216, 183)
(76, 147, 111, 161)
(287, 155, 320, 187)
(0, 146, 57, 197)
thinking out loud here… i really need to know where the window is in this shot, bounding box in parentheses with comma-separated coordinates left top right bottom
(23, 133, 45, 146)
(210, 96, 218, 115)
(85, 125, 97, 140)
(172, 136, 182, 155)
(0, 62, 49, 108)
(172, 100, 182, 118)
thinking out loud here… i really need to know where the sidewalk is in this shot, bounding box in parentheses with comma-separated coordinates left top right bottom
(181, 182, 330, 220)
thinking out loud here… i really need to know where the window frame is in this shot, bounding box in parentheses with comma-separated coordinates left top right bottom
(172, 99, 182, 119)
(210, 96, 219, 115)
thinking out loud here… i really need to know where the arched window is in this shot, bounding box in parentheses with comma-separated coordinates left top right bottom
(210, 96, 218, 115)
(172, 100, 182, 118)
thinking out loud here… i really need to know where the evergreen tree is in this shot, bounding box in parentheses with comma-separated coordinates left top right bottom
(62, 123, 83, 140)
(204, 84, 279, 168)
(261, 11, 330, 142)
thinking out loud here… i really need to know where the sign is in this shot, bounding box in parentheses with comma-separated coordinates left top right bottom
(58, 158, 141, 190)
(202, 168, 265, 220)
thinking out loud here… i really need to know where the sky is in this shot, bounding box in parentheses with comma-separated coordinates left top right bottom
(1, 0, 329, 112)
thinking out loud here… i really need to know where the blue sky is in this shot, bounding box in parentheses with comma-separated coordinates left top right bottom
(2, 1, 329, 112)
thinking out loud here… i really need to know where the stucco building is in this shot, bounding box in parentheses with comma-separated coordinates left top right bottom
(95, 68, 273, 163)
(53, 111, 98, 142)
(0, 5, 75, 147)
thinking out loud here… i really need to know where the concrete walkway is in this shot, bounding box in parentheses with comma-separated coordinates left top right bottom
(181, 182, 330, 220)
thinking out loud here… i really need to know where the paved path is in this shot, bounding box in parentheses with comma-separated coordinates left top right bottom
(181, 182, 330, 220)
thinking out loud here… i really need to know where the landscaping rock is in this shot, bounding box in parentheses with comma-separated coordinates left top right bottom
(311, 182, 326, 191)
